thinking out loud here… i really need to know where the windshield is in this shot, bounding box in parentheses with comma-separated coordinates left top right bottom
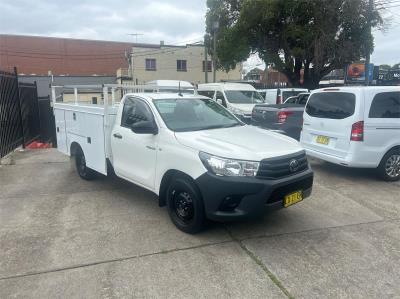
(282, 90, 306, 101)
(306, 92, 356, 119)
(224, 90, 264, 104)
(153, 98, 242, 132)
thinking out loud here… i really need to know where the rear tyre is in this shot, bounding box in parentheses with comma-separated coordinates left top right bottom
(166, 175, 206, 234)
(377, 148, 400, 181)
(75, 147, 96, 180)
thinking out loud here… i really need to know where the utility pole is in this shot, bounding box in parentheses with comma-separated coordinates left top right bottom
(212, 21, 219, 83)
(365, 0, 373, 86)
(204, 34, 208, 83)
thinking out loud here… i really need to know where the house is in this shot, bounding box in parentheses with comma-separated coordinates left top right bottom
(128, 42, 241, 84)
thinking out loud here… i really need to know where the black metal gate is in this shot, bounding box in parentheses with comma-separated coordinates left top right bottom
(19, 81, 41, 145)
(0, 68, 42, 158)
(38, 95, 56, 145)
(0, 69, 23, 158)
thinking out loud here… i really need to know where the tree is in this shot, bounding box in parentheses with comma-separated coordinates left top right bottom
(206, 0, 383, 88)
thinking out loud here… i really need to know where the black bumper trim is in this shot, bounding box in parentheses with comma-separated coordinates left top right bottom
(195, 167, 314, 221)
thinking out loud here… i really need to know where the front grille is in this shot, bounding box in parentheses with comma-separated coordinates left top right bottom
(257, 151, 308, 179)
(267, 176, 313, 204)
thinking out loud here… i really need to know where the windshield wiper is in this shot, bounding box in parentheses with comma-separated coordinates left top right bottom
(189, 123, 241, 131)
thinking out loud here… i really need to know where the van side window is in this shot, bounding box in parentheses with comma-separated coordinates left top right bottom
(197, 90, 215, 99)
(121, 98, 153, 128)
(215, 91, 227, 107)
(369, 92, 400, 119)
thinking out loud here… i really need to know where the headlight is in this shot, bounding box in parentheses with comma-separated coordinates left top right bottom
(199, 152, 259, 177)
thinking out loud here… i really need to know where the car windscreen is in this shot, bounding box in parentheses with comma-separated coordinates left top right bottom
(224, 90, 264, 104)
(282, 91, 306, 101)
(153, 98, 242, 132)
(306, 92, 356, 119)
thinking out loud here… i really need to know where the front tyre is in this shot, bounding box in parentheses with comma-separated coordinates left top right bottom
(378, 148, 400, 181)
(166, 175, 206, 234)
(75, 147, 96, 180)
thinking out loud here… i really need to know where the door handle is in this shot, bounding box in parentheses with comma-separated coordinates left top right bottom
(113, 133, 122, 139)
(146, 145, 156, 150)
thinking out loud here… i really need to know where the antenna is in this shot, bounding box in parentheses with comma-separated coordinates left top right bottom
(127, 33, 144, 43)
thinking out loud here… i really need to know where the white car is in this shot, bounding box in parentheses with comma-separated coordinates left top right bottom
(54, 90, 314, 233)
(301, 86, 400, 181)
(258, 88, 309, 104)
(197, 83, 264, 123)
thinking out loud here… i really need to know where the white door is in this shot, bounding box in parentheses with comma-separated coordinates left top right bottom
(54, 109, 68, 154)
(364, 90, 400, 165)
(111, 97, 158, 190)
(302, 90, 361, 158)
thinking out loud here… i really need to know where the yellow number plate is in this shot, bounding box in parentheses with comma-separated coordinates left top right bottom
(284, 191, 303, 208)
(316, 135, 330, 145)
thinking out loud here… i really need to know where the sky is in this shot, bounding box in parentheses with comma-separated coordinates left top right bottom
(0, 0, 399, 72)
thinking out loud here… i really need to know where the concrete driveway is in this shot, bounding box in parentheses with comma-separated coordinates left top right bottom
(0, 149, 399, 298)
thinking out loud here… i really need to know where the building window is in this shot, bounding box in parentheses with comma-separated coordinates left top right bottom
(145, 58, 156, 71)
(202, 60, 212, 72)
(177, 60, 187, 72)
(92, 97, 98, 104)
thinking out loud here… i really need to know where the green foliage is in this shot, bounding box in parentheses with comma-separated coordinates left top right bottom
(206, 0, 383, 88)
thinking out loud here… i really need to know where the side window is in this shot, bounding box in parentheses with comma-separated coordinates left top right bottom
(121, 98, 154, 128)
(197, 90, 215, 99)
(215, 91, 227, 107)
(369, 92, 400, 119)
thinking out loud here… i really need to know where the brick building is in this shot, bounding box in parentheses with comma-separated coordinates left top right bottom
(0, 34, 133, 75)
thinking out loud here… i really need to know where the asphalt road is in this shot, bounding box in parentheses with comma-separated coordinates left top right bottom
(0, 149, 399, 298)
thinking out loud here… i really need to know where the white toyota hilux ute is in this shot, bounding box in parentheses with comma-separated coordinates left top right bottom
(54, 92, 314, 233)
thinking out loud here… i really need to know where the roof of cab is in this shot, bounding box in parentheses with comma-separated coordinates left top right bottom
(198, 82, 256, 91)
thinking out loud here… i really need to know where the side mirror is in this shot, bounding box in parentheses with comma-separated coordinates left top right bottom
(216, 98, 223, 105)
(130, 120, 158, 135)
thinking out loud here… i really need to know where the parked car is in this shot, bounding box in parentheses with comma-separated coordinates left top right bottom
(252, 92, 310, 140)
(301, 86, 400, 181)
(197, 83, 264, 123)
(53, 88, 314, 233)
(252, 103, 304, 140)
(145, 80, 194, 94)
(258, 88, 309, 104)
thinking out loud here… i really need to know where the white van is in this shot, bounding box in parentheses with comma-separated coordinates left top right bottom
(145, 80, 194, 94)
(197, 83, 264, 123)
(259, 88, 309, 104)
(301, 86, 400, 181)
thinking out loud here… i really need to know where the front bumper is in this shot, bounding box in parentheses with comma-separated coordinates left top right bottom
(195, 167, 314, 221)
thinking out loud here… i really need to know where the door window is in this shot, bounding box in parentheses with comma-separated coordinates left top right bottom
(121, 98, 154, 128)
(368, 92, 400, 118)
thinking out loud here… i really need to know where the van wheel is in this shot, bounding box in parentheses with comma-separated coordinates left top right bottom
(166, 175, 206, 234)
(378, 149, 400, 181)
(75, 147, 96, 180)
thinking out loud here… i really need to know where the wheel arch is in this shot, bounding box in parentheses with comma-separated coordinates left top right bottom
(380, 145, 400, 165)
(158, 169, 196, 207)
(70, 141, 82, 157)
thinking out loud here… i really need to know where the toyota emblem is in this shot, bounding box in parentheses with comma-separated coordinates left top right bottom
(289, 159, 299, 172)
